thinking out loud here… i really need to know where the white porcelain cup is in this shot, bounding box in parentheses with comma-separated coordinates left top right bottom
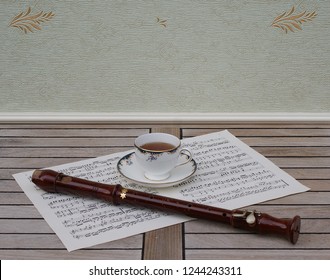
(134, 133, 192, 181)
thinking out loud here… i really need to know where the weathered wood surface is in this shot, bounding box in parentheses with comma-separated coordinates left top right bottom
(0, 123, 329, 259)
(182, 124, 330, 260)
(0, 124, 148, 260)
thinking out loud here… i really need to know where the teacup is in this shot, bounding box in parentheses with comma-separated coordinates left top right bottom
(134, 133, 192, 181)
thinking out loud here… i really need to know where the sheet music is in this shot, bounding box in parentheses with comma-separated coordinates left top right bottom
(13, 130, 309, 251)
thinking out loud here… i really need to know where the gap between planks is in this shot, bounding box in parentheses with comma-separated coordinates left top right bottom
(143, 127, 184, 260)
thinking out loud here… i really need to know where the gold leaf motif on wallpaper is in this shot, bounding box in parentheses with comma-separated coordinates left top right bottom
(271, 6, 317, 33)
(156, 17, 167, 28)
(9, 7, 55, 34)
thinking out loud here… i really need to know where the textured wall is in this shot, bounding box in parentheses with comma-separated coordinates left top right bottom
(0, 0, 328, 113)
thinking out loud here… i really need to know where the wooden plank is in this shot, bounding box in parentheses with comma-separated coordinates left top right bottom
(143, 224, 183, 260)
(0, 249, 142, 260)
(0, 206, 42, 218)
(0, 124, 150, 129)
(179, 123, 330, 129)
(283, 168, 330, 179)
(183, 128, 330, 137)
(239, 137, 330, 147)
(0, 158, 88, 168)
(0, 137, 135, 147)
(0, 180, 21, 192)
(268, 157, 330, 168)
(0, 147, 129, 157)
(0, 128, 149, 137)
(256, 147, 330, 157)
(2, 147, 329, 158)
(185, 249, 330, 260)
(0, 234, 143, 249)
(0, 219, 54, 233)
(298, 180, 330, 191)
(0, 193, 34, 205)
(185, 233, 329, 249)
(143, 127, 183, 260)
(1, 169, 33, 179)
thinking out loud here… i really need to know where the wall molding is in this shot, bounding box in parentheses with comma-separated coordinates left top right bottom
(1, 112, 330, 123)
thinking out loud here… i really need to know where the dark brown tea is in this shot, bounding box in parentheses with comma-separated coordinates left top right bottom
(140, 142, 176, 151)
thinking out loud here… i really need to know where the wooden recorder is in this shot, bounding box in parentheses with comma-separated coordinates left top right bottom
(32, 169, 301, 244)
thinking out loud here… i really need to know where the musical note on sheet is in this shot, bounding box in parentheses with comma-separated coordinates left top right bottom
(13, 130, 309, 251)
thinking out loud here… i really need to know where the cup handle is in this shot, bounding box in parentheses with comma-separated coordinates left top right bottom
(175, 149, 192, 167)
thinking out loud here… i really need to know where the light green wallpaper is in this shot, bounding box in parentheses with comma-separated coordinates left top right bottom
(0, 0, 329, 113)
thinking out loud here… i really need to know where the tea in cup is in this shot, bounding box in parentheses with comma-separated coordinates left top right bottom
(134, 133, 192, 180)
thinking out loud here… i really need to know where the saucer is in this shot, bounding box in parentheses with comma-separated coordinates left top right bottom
(117, 152, 197, 188)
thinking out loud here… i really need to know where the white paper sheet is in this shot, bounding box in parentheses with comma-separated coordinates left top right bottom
(13, 130, 309, 251)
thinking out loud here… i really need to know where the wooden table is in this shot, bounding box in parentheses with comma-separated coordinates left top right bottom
(1, 122, 329, 259)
